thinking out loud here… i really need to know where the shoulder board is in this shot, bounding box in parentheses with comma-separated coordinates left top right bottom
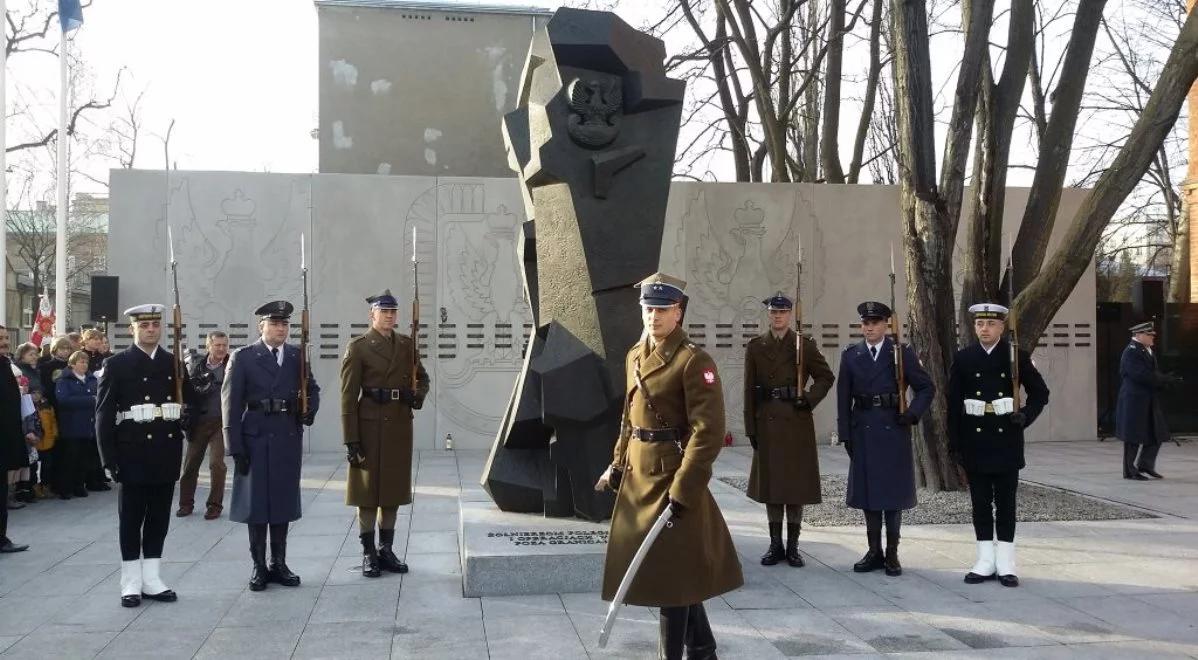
(842, 342, 857, 353)
(347, 335, 366, 345)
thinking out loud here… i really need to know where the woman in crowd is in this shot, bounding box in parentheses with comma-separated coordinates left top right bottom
(55, 351, 98, 500)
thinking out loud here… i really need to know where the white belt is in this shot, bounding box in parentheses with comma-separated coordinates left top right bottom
(116, 406, 164, 423)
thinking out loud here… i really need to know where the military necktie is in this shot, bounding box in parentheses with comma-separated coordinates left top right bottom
(870, 345, 877, 360)
(271, 346, 279, 365)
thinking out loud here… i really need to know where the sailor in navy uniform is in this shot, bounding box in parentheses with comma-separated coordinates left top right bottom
(836, 301, 934, 576)
(1116, 321, 1176, 480)
(948, 303, 1049, 588)
(223, 301, 320, 592)
(96, 304, 195, 608)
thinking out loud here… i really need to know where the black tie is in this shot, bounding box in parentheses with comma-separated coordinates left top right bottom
(870, 345, 878, 360)
(271, 346, 279, 364)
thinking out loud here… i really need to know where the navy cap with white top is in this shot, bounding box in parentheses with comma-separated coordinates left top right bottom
(124, 304, 165, 322)
(968, 302, 1008, 320)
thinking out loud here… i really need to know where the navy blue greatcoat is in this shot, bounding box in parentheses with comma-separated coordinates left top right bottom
(1115, 340, 1169, 446)
(223, 340, 320, 524)
(836, 337, 935, 511)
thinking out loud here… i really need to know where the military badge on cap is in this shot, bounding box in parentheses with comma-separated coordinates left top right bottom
(636, 272, 687, 308)
(254, 300, 294, 320)
(366, 289, 399, 310)
(763, 291, 793, 311)
(124, 304, 165, 322)
(968, 303, 1008, 320)
(856, 301, 892, 320)
(1129, 320, 1154, 335)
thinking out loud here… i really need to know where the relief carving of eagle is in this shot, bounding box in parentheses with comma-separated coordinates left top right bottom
(566, 78, 622, 149)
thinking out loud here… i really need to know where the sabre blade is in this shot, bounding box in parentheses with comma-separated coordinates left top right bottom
(598, 506, 674, 648)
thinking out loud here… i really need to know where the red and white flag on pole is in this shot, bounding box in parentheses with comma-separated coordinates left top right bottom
(31, 292, 55, 347)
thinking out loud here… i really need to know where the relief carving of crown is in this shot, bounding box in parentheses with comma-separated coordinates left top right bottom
(220, 190, 257, 219)
(733, 201, 765, 227)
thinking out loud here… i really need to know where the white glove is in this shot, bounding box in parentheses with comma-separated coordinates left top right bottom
(963, 399, 987, 416)
(991, 397, 1014, 415)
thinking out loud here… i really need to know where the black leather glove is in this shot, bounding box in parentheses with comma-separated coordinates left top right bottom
(106, 465, 121, 483)
(896, 411, 918, 426)
(234, 454, 250, 476)
(609, 467, 622, 491)
(346, 442, 366, 468)
(793, 396, 811, 411)
(1009, 412, 1026, 428)
(748, 434, 758, 450)
(178, 405, 191, 430)
(301, 409, 316, 426)
(403, 389, 425, 410)
(667, 497, 685, 520)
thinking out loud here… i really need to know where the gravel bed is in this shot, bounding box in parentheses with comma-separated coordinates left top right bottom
(716, 475, 1156, 526)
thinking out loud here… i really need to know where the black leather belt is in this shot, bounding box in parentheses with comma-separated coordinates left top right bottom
(247, 399, 296, 414)
(852, 393, 900, 409)
(756, 385, 799, 401)
(632, 427, 685, 442)
(362, 387, 412, 404)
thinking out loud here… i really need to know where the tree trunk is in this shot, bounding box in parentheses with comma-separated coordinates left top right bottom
(847, 0, 885, 184)
(889, 0, 963, 492)
(821, 0, 847, 183)
(1010, 2, 1106, 291)
(1017, 7, 1198, 349)
(1168, 191, 1190, 303)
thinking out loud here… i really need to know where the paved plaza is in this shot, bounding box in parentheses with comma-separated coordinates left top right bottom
(0, 440, 1195, 659)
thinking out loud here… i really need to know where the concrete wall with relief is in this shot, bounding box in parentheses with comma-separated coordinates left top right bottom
(109, 170, 1094, 451)
(660, 182, 1095, 446)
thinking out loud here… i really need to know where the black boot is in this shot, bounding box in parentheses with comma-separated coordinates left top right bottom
(786, 523, 804, 567)
(248, 524, 269, 591)
(658, 606, 689, 660)
(760, 522, 784, 566)
(377, 528, 409, 574)
(684, 603, 717, 660)
(853, 527, 884, 573)
(884, 530, 902, 576)
(360, 532, 381, 578)
(268, 524, 301, 586)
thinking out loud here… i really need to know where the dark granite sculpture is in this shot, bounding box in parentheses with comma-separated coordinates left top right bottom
(481, 8, 685, 521)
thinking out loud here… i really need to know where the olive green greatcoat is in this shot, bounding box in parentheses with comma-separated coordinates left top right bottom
(601, 327, 744, 608)
(744, 330, 835, 505)
(340, 328, 430, 507)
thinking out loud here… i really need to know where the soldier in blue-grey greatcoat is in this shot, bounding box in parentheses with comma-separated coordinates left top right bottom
(837, 301, 934, 577)
(223, 301, 319, 592)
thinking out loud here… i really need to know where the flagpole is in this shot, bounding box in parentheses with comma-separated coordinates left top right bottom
(54, 27, 69, 335)
(1, 0, 8, 330)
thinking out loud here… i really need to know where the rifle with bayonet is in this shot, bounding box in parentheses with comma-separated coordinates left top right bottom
(167, 225, 184, 404)
(299, 233, 310, 417)
(795, 231, 805, 394)
(889, 244, 906, 414)
(410, 227, 420, 394)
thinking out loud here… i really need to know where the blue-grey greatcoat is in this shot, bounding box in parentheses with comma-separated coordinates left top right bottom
(837, 338, 935, 511)
(222, 340, 319, 524)
(1115, 340, 1169, 446)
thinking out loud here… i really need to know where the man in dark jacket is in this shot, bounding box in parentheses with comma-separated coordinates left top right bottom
(948, 303, 1050, 588)
(837, 301, 934, 576)
(96, 305, 194, 608)
(1116, 321, 1175, 480)
(0, 325, 31, 553)
(223, 301, 319, 592)
(177, 331, 230, 519)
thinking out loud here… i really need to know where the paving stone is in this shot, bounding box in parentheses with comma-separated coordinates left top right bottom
(0, 630, 117, 659)
(95, 629, 211, 659)
(194, 622, 304, 659)
(294, 621, 394, 659)
(310, 582, 400, 624)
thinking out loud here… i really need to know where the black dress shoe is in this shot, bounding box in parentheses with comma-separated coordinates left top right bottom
(73, 488, 90, 497)
(121, 594, 142, 608)
(998, 574, 1019, 587)
(1140, 469, 1163, 479)
(964, 571, 996, 584)
(853, 549, 884, 573)
(1125, 473, 1149, 481)
(0, 537, 30, 553)
(142, 589, 177, 602)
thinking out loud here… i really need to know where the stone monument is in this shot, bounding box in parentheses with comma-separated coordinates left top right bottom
(481, 8, 685, 521)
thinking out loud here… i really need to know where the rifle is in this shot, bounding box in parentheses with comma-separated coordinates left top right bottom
(795, 230, 805, 392)
(167, 225, 184, 404)
(1006, 241, 1020, 412)
(889, 243, 906, 414)
(299, 232, 310, 416)
(410, 227, 420, 392)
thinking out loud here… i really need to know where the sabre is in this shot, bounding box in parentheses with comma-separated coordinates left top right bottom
(598, 505, 674, 648)
(410, 227, 421, 392)
(889, 243, 906, 414)
(167, 225, 184, 404)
